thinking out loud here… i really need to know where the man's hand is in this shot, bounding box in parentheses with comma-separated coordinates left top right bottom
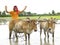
(5, 6, 7, 10)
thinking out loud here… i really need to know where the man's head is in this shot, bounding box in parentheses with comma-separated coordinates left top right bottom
(13, 6, 18, 12)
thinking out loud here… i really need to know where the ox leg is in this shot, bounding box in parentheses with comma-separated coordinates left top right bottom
(47, 32, 49, 39)
(28, 34, 30, 45)
(52, 32, 54, 38)
(25, 33, 27, 45)
(9, 31, 12, 39)
(44, 30, 46, 38)
(15, 32, 18, 39)
(40, 29, 42, 37)
(52, 32, 54, 41)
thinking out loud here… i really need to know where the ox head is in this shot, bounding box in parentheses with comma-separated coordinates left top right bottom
(47, 17, 56, 33)
(31, 20, 37, 32)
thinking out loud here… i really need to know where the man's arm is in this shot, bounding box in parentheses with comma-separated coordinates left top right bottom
(5, 6, 9, 13)
(20, 6, 27, 13)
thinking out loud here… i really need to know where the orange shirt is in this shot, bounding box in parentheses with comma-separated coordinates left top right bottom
(9, 11, 20, 20)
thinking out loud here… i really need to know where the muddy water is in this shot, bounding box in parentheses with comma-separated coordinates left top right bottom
(0, 21, 60, 45)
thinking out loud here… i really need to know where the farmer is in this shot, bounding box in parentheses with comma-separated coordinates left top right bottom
(5, 5, 27, 20)
(5, 5, 27, 25)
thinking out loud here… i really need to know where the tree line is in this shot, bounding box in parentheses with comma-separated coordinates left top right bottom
(0, 10, 60, 17)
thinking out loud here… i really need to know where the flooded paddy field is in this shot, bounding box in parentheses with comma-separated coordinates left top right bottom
(0, 20, 60, 45)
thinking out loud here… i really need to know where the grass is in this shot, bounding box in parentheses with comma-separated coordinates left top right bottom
(0, 15, 60, 20)
(20, 15, 60, 20)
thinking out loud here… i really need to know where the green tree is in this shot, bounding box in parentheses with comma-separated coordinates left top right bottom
(27, 12, 31, 15)
(49, 12, 51, 15)
(52, 10, 55, 15)
(22, 11, 26, 15)
(0, 11, 1, 15)
(2, 11, 6, 15)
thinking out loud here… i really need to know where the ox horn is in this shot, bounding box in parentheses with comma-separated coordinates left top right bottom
(37, 16, 41, 21)
(37, 16, 41, 20)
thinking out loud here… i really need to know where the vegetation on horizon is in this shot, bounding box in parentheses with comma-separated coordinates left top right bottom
(0, 10, 60, 20)
(0, 10, 60, 16)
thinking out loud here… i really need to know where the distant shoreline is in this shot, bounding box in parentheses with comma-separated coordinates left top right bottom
(0, 15, 60, 20)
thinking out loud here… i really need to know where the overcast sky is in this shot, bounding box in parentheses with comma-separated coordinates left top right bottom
(0, 0, 60, 14)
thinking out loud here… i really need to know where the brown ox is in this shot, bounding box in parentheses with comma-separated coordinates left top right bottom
(9, 19, 37, 45)
(39, 18, 56, 39)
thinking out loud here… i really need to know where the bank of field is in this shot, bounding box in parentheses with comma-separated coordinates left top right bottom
(0, 15, 60, 20)
(20, 15, 60, 20)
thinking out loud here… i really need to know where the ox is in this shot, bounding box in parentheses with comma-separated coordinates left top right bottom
(39, 17, 56, 39)
(9, 19, 37, 45)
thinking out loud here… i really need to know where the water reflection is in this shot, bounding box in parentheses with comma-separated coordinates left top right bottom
(9, 37, 54, 45)
(0, 19, 9, 25)
(40, 37, 54, 45)
(9, 38, 27, 45)
(9, 39, 18, 45)
(0, 20, 60, 45)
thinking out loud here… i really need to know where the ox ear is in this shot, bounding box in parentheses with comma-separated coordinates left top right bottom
(54, 18, 58, 23)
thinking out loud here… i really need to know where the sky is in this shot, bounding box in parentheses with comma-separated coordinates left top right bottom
(0, 0, 60, 14)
